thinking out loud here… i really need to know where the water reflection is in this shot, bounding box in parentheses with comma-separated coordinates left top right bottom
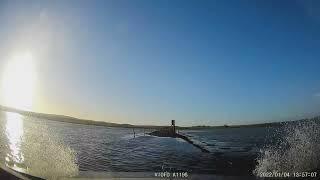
(5, 112, 24, 168)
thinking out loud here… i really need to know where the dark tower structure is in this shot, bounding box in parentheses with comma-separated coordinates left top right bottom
(171, 120, 176, 133)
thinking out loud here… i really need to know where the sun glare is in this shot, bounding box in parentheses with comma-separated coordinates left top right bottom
(1, 52, 36, 111)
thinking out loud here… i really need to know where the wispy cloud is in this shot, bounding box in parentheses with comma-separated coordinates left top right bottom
(314, 93, 320, 97)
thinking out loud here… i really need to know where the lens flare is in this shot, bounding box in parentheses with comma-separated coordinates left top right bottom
(1, 52, 36, 111)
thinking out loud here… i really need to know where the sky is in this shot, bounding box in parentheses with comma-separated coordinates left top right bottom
(0, 0, 320, 126)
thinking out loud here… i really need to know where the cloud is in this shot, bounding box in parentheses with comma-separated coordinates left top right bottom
(314, 93, 320, 97)
(40, 8, 49, 21)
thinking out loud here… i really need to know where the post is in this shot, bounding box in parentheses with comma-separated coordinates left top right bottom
(133, 128, 135, 138)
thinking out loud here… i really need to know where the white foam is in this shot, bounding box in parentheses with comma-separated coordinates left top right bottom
(254, 120, 320, 176)
(0, 112, 79, 179)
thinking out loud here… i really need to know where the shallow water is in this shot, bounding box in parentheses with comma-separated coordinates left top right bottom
(0, 110, 319, 178)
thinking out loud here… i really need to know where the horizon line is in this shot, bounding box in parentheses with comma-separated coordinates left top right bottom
(0, 104, 317, 127)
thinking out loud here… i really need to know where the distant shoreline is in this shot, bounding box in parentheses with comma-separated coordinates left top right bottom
(1, 105, 319, 130)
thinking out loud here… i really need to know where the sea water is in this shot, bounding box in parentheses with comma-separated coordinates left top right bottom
(0, 110, 319, 179)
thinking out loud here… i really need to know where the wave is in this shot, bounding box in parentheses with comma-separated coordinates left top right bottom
(253, 120, 320, 176)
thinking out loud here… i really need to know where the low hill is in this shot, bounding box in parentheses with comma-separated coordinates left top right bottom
(1, 105, 319, 129)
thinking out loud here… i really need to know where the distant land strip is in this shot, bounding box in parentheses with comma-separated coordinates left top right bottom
(1, 105, 319, 130)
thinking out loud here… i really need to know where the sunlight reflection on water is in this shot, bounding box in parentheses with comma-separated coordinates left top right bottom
(0, 111, 79, 178)
(5, 112, 24, 168)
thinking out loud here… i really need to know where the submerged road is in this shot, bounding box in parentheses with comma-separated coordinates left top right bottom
(148, 129, 210, 153)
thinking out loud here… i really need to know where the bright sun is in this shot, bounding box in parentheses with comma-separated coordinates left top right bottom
(1, 52, 36, 111)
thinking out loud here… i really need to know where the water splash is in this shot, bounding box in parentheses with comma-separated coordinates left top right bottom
(0, 111, 79, 179)
(254, 120, 320, 176)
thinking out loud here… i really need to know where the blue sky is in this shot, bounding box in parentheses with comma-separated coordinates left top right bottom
(1, 0, 320, 126)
